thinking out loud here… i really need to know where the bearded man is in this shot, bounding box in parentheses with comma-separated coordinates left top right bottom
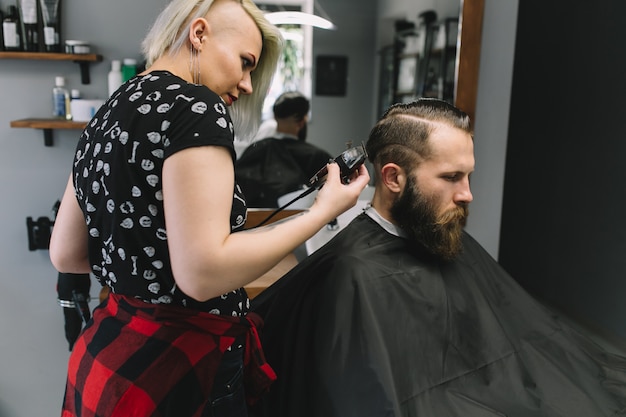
(250, 99, 626, 417)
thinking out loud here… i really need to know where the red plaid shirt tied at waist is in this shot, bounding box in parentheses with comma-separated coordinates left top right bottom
(62, 293, 276, 417)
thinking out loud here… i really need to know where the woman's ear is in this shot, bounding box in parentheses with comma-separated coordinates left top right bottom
(380, 163, 405, 194)
(189, 17, 209, 50)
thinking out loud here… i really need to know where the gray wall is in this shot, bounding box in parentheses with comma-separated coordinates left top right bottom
(0, 0, 514, 416)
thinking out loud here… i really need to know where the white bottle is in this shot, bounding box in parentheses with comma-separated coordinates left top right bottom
(52, 76, 70, 119)
(71, 89, 81, 100)
(2, 5, 21, 51)
(108, 60, 123, 97)
(67, 89, 81, 121)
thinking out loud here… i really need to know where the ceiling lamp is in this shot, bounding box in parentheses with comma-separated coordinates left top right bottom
(264, 11, 336, 30)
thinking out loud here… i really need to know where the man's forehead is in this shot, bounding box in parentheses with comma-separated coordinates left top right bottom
(428, 124, 472, 148)
(422, 127, 474, 169)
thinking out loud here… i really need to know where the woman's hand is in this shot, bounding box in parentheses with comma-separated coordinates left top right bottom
(310, 162, 370, 222)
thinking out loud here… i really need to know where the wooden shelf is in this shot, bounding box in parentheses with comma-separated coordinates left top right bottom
(10, 118, 87, 129)
(0, 51, 103, 84)
(0, 51, 101, 61)
(11, 118, 87, 146)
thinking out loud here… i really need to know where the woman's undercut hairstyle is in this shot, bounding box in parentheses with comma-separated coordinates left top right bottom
(141, 0, 283, 139)
(366, 98, 472, 176)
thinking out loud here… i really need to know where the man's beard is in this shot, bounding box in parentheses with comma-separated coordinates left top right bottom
(390, 175, 469, 261)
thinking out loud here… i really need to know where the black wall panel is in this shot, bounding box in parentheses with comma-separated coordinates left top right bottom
(499, 0, 626, 340)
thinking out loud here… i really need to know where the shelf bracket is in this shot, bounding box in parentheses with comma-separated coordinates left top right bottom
(43, 129, 54, 146)
(76, 61, 91, 84)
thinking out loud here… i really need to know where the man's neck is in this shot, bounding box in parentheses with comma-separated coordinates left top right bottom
(273, 131, 299, 140)
(370, 191, 396, 224)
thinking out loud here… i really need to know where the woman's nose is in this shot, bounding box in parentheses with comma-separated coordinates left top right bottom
(238, 72, 253, 95)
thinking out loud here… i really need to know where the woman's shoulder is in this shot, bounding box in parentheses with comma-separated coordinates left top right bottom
(140, 72, 231, 125)
(139, 70, 225, 106)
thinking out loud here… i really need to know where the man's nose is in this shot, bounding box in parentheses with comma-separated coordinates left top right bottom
(455, 180, 473, 204)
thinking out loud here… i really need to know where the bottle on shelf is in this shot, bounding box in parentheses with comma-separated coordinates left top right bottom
(122, 58, 138, 82)
(52, 75, 70, 120)
(17, 0, 39, 51)
(66, 88, 80, 120)
(108, 59, 123, 97)
(2, 5, 22, 51)
(39, 0, 62, 52)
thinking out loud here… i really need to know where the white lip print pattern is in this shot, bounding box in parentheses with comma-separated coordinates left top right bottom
(72, 72, 246, 315)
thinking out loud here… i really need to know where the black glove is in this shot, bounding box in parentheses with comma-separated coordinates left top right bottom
(57, 272, 91, 351)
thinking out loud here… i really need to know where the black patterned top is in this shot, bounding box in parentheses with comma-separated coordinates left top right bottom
(72, 71, 249, 315)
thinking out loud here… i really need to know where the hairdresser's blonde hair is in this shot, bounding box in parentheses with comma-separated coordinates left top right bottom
(141, 0, 283, 139)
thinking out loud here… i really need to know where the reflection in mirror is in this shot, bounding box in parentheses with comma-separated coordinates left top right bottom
(256, 2, 309, 121)
(378, 0, 484, 124)
(389, 11, 458, 106)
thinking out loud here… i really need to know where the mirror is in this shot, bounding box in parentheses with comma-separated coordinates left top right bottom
(382, 0, 484, 124)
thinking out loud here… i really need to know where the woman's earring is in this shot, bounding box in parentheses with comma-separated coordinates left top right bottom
(189, 44, 200, 85)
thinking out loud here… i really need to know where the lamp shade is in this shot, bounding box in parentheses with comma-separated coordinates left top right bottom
(264, 11, 335, 30)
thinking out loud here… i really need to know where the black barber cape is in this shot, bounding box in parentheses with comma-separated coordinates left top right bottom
(235, 137, 331, 208)
(251, 213, 626, 417)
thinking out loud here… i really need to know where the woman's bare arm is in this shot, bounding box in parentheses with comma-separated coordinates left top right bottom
(163, 145, 369, 301)
(49, 175, 91, 274)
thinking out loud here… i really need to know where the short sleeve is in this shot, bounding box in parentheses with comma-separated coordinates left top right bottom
(163, 88, 236, 161)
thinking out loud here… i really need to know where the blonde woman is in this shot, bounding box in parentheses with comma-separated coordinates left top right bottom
(50, 0, 369, 415)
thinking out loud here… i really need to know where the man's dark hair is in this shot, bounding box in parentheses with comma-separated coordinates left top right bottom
(366, 98, 472, 177)
(273, 91, 310, 121)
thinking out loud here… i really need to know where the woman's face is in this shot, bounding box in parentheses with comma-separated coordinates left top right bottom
(196, 1, 263, 106)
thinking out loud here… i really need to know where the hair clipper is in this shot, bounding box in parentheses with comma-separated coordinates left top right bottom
(308, 142, 368, 189)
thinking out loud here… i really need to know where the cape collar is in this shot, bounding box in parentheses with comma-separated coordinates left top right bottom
(363, 204, 407, 238)
(273, 132, 299, 140)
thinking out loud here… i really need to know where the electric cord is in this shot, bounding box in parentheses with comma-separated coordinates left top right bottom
(252, 186, 317, 228)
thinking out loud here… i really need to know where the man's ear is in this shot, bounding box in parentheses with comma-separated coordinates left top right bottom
(380, 163, 406, 194)
(189, 18, 210, 51)
(296, 117, 307, 130)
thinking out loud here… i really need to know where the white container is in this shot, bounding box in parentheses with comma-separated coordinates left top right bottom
(71, 99, 104, 122)
(65, 40, 90, 54)
(107, 60, 123, 97)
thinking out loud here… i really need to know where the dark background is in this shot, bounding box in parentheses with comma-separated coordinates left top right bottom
(499, 0, 626, 341)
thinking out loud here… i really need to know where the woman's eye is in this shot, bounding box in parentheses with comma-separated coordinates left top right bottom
(242, 58, 253, 68)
